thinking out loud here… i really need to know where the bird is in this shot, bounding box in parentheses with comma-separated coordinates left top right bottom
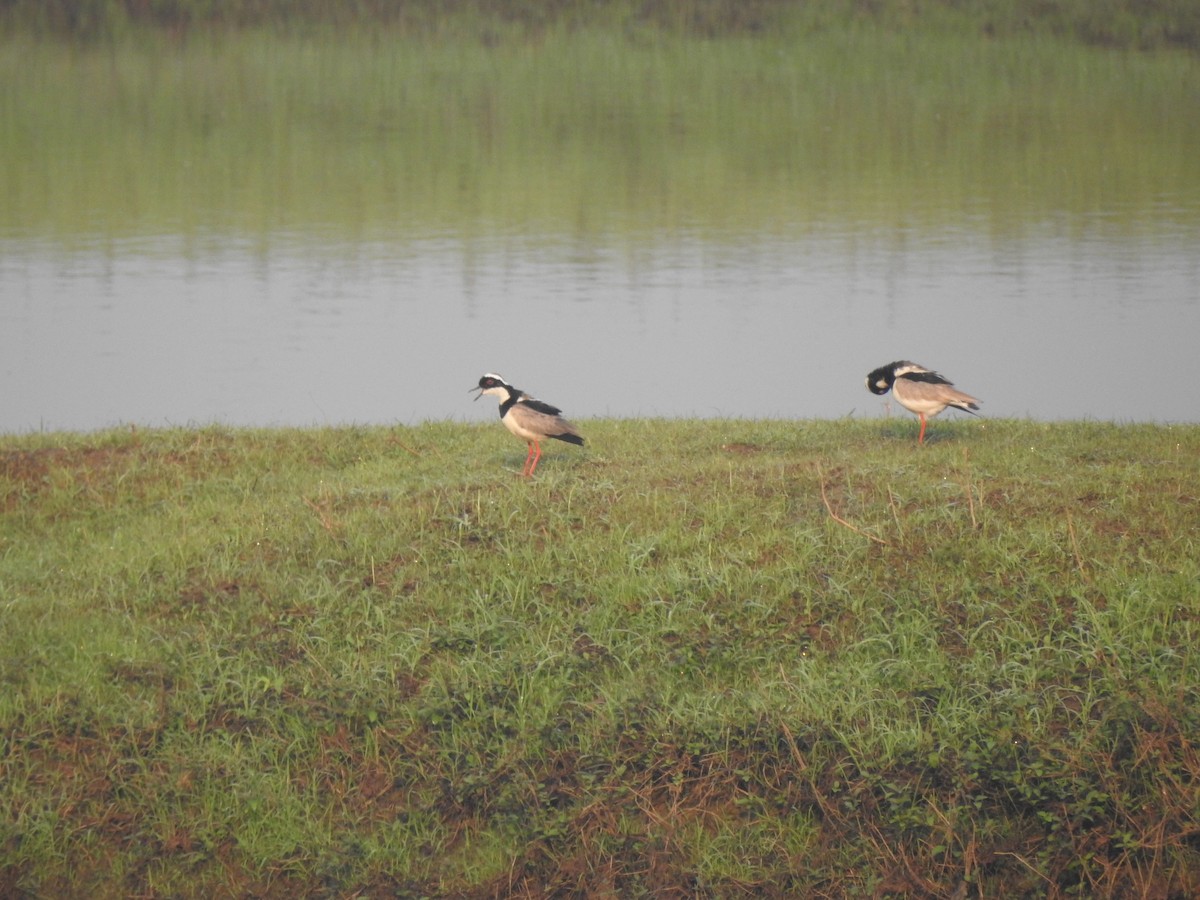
(866, 361, 980, 444)
(470, 373, 584, 476)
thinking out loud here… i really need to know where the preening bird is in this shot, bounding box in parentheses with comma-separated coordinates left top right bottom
(866, 361, 980, 444)
(470, 373, 584, 476)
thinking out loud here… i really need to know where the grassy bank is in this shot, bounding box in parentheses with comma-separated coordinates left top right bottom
(2, 419, 1198, 896)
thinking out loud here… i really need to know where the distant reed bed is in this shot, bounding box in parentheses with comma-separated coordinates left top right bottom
(2, 17, 1198, 246)
(2, 0, 1200, 52)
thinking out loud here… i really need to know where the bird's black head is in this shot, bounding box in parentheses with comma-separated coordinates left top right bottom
(471, 373, 517, 402)
(476, 374, 507, 391)
(866, 362, 904, 396)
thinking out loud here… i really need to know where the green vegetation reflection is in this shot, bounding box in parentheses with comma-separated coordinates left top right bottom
(2, 9, 1198, 245)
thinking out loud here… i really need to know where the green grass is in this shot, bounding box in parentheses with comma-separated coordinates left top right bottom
(2, 419, 1198, 896)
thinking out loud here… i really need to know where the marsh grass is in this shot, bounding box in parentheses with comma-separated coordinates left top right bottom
(3, 18, 1198, 246)
(2, 419, 1198, 896)
(4, 0, 1200, 51)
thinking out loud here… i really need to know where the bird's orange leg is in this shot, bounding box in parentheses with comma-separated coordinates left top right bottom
(524, 441, 542, 476)
(917, 414, 927, 445)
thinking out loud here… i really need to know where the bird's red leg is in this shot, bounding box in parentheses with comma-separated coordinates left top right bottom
(527, 441, 542, 476)
(918, 414, 927, 445)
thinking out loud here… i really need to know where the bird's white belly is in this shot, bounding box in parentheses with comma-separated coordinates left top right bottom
(893, 389, 948, 417)
(501, 412, 539, 442)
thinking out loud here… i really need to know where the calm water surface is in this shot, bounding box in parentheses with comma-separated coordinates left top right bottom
(2, 221, 1197, 432)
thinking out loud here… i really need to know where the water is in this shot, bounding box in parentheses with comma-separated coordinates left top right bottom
(3, 30, 1198, 432)
(2, 220, 1196, 433)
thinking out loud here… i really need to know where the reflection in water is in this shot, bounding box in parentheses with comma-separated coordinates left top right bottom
(1, 226, 1197, 433)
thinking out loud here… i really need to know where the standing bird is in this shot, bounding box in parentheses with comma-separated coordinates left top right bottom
(866, 361, 981, 444)
(470, 373, 584, 476)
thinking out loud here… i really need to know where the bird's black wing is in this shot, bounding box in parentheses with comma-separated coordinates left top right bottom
(518, 397, 565, 417)
(899, 369, 954, 386)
